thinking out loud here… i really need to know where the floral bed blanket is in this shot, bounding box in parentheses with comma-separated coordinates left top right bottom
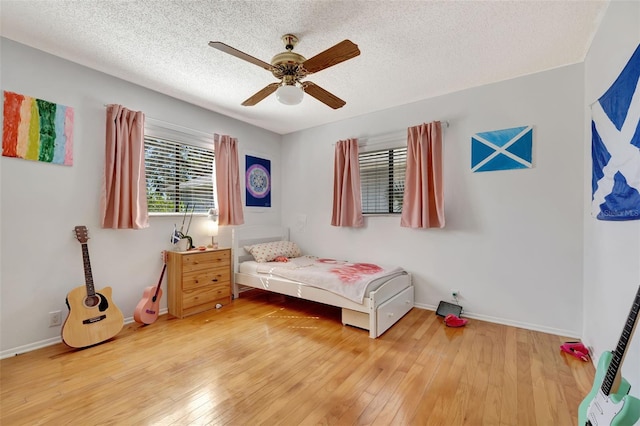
(255, 256, 405, 303)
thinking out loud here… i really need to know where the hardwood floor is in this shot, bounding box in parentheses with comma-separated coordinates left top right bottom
(1, 290, 594, 425)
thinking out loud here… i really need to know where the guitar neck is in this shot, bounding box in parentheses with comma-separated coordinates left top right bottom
(153, 264, 167, 299)
(81, 243, 97, 297)
(601, 286, 640, 396)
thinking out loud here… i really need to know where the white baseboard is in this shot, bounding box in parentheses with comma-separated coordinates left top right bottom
(413, 302, 581, 339)
(2, 305, 580, 359)
(0, 336, 63, 359)
(0, 308, 169, 360)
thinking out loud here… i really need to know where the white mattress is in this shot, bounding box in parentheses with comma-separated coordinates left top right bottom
(238, 259, 405, 300)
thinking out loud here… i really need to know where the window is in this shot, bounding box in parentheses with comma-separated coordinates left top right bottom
(359, 146, 407, 214)
(144, 134, 215, 214)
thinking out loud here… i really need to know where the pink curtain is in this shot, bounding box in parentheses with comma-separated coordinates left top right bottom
(331, 139, 364, 227)
(214, 134, 244, 226)
(101, 104, 148, 229)
(400, 121, 445, 228)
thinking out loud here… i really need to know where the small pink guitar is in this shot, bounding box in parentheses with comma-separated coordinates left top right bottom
(133, 253, 167, 325)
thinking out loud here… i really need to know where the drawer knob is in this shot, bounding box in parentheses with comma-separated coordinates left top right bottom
(212, 278, 218, 282)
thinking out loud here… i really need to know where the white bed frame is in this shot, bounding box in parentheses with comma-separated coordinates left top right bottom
(231, 226, 414, 338)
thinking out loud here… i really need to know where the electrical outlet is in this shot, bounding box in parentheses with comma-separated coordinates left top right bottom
(49, 311, 62, 327)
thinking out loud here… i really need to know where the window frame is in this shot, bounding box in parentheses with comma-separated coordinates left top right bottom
(144, 119, 216, 217)
(358, 136, 407, 216)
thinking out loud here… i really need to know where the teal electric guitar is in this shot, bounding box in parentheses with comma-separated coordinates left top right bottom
(579, 285, 640, 426)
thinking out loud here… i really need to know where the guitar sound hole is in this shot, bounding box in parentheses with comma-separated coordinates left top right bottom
(84, 295, 100, 308)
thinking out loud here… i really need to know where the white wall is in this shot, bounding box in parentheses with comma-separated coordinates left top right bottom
(281, 63, 585, 336)
(0, 38, 282, 355)
(583, 0, 640, 401)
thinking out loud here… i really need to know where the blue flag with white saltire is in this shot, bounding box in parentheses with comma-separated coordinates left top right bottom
(591, 43, 640, 221)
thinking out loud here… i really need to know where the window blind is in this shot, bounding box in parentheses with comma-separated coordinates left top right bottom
(144, 136, 215, 213)
(359, 147, 407, 214)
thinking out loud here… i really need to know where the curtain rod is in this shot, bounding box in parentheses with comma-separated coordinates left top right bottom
(103, 105, 214, 140)
(103, 104, 450, 141)
(103, 104, 160, 124)
(338, 120, 450, 147)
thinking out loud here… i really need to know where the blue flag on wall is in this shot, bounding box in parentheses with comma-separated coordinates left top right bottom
(591, 44, 640, 221)
(471, 126, 533, 172)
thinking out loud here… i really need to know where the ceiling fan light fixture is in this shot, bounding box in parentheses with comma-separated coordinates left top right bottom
(275, 84, 304, 105)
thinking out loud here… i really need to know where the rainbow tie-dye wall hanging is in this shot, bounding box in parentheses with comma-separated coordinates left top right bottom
(2, 91, 74, 166)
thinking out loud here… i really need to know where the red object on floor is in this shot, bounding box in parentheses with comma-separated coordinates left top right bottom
(560, 342, 590, 362)
(444, 314, 468, 327)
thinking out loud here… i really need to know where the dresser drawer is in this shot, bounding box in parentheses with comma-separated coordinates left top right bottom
(183, 266, 230, 290)
(182, 284, 231, 309)
(182, 250, 230, 273)
(376, 286, 414, 336)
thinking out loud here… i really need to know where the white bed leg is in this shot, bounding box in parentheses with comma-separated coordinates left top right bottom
(369, 299, 377, 338)
(233, 281, 240, 299)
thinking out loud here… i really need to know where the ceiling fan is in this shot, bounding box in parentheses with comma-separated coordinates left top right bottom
(208, 34, 360, 109)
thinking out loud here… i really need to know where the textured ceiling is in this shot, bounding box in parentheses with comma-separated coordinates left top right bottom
(0, 0, 608, 135)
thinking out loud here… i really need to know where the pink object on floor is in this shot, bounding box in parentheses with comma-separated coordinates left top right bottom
(444, 314, 468, 327)
(560, 342, 590, 362)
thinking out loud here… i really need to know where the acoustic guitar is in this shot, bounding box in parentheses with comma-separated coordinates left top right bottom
(133, 252, 167, 325)
(61, 226, 124, 348)
(579, 285, 640, 425)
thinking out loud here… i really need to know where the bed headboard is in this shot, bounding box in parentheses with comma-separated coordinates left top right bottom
(231, 226, 290, 272)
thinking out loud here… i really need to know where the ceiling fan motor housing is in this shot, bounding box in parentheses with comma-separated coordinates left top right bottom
(271, 35, 306, 83)
(271, 51, 306, 68)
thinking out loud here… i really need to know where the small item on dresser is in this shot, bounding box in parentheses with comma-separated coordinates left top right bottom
(197, 246, 207, 251)
(183, 235, 193, 250)
(174, 237, 190, 252)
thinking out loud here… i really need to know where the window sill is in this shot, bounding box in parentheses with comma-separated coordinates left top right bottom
(362, 213, 402, 217)
(149, 212, 209, 218)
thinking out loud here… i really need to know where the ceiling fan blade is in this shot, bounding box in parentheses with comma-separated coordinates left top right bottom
(208, 41, 274, 71)
(242, 83, 280, 106)
(301, 81, 346, 109)
(302, 40, 360, 74)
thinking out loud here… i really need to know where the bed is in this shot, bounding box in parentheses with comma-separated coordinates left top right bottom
(232, 226, 414, 338)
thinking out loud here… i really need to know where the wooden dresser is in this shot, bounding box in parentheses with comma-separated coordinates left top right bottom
(166, 248, 232, 318)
